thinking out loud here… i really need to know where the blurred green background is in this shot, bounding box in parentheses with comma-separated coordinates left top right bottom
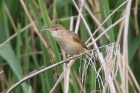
(0, 0, 140, 93)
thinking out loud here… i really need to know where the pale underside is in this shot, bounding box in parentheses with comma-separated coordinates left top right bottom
(50, 30, 87, 56)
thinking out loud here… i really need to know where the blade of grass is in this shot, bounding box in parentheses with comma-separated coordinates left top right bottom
(0, 44, 30, 93)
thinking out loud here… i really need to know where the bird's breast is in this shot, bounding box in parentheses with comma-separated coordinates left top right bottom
(57, 37, 86, 55)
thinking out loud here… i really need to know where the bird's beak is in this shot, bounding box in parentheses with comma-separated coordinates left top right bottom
(41, 28, 50, 33)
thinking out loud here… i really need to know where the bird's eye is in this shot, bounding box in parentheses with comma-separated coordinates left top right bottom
(55, 28, 58, 30)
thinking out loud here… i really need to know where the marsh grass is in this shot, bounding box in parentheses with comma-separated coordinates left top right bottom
(0, 0, 140, 93)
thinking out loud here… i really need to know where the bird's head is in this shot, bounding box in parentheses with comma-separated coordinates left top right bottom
(42, 24, 65, 33)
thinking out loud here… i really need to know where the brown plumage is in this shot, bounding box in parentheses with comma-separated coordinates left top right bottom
(67, 30, 88, 50)
(44, 24, 88, 56)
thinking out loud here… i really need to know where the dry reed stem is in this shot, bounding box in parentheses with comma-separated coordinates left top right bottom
(95, 14, 128, 42)
(7, 50, 91, 93)
(2, 0, 139, 92)
(118, 54, 124, 92)
(80, 43, 120, 93)
(63, 16, 74, 93)
(71, 1, 109, 91)
(128, 76, 137, 92)
(117, 11, 125, 42)
(70, 16, 74, 31)
(114, 79, 121, 93)
(72, 1, 111, 92)
(93, 0, 101, 22)
(122, 0, 132, 93)
(0, 24, 32, 48)
(63, 65, 70, 93)
(19, 0, 60, 85)
(19, 0, 58, 91)
(50, 60, 76, 93)
(83, 3, 109, 40)
(134, 0, 139, 35)
(93, 43, 119, 92)
(52, 0, 56, 21)
(20, 51, 42, 57)
(0, 71, 8, 92)
(127, 62, 140, 92)
(73, 70, 85, 93)
(20, 0, 60, 90)
(87, 13, 128, 48)
(119, 53, 140, 93)
(85, 0, 128, 45)
(74, 0, 84, 33)
(6, 42, 120, 93)
(6, 43, 110, 93)
(133, 0, 140, 63)
(4, 4, 17, 33)
(19, 0, 48, 51)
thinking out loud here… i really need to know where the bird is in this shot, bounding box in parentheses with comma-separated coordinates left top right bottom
(42, 24, 96, 62)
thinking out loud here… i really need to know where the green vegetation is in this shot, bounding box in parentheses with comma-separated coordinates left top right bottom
(0, 0, 140, 93)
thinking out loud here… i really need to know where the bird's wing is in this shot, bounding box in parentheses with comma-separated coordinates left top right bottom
(67, 30, 88, 49)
